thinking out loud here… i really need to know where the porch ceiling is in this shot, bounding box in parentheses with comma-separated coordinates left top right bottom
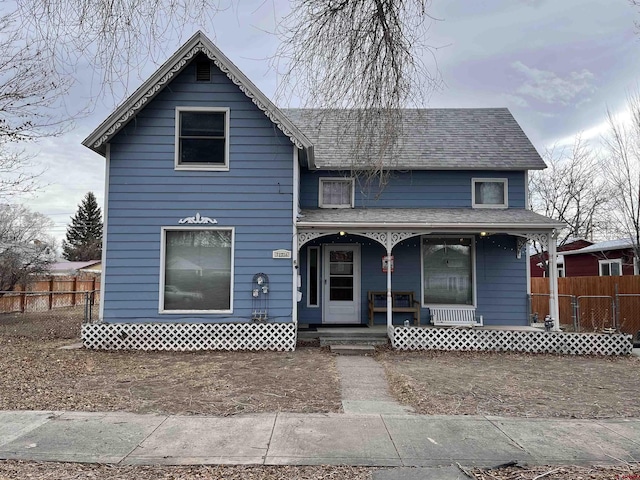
(297, 208, 564, 232)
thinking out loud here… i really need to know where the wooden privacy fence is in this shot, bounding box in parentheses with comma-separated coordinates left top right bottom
(0, 276, 101, 314)
(531, 276, 640, 338)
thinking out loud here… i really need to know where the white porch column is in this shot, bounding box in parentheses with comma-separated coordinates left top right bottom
(548, 230, 560, 331)
(386, 241, 393, 328)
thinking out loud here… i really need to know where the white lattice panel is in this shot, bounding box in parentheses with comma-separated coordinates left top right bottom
(390, 327, 632, 356)
(82, 322, 297, 351)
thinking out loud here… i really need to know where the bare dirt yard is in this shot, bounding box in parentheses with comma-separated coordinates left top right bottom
(378, 349, 640, 418)
(0, 307, 341, 415)
(2, 309, 640, 479)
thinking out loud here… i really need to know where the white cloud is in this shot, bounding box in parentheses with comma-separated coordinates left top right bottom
(511, 61, 596, 106)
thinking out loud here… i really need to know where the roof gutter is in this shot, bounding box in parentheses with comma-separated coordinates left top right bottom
(295, 221, 565, 231)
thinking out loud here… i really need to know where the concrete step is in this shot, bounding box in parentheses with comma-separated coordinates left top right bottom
(320, 336, 388, 347)
(329, 344, 376, 355)
(318, 328, 387, 338)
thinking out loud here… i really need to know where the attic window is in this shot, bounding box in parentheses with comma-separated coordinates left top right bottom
(196, 61, 211, 82)
(319, 178, 354, 208)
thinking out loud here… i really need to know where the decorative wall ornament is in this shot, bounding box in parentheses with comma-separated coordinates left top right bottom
(93, 42, 305, 150)
(178, 212, 218, 225)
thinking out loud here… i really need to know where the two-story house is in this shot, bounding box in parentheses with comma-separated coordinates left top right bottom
(81, 32, 566, 352)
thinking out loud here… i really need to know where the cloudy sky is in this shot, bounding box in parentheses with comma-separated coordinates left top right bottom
(12, 0, 640, 244)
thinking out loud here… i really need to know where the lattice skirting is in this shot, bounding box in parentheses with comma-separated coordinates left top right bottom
(82, 322, 297, 351)
(389, 326, 633, 355)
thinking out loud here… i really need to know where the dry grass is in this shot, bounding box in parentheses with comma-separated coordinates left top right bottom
(377, 349, 640, 418)
(0, 307, 342, 415)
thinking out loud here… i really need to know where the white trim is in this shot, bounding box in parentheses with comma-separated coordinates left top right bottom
(318, 177, 355, 208)
(524, 170, 530, 210)
(296, 221, 565, 230)
(174, 106, 230, 171)
(420, 235, 477, 309)
(472, 178, 509, 209)
(293, 147, 300, 324)
(306, 246, 320, 308)
(99, 144, 110, 321)
(159, 226, 235, 314)
(82, 32, 313, 157)
(599, 258, 623, 277)
(322, 244, 361, 323)
(635, 256, 639, 276)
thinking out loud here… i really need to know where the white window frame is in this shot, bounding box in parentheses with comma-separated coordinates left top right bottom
(307, 246, 320, 308)
(159, 226, 235, 314)
(175, 106, 230, 171)
(599, 258, 622, 277)
(318, 177, 355, 208)
(420, 235, 477, 309)
(472, 178, 508, 209)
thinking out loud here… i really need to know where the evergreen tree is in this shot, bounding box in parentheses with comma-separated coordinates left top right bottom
(62, 192, 103, 261)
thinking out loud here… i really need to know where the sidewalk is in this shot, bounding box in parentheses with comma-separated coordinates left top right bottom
(1, 410, 639, 468)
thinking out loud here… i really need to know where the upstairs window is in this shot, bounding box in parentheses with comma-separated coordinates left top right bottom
(599, 259, 622, 276)
(319, 178, 354, 208)
(472, 178, 508, 208)
(175, 107, 229, 170)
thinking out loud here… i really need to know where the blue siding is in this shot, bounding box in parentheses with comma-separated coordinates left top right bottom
(298, 234, 527, 326)
(300, 170, 526, 209)
(103, 57, 294, 323)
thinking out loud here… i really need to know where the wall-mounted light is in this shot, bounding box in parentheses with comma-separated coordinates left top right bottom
(339, 231, 346, 236)
(480, 231, 488, 237)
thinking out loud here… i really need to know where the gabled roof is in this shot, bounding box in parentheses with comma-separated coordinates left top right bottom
(283, 108, 547, 170)
(562, 238, 637, 256)
(83, 31, 313, 157)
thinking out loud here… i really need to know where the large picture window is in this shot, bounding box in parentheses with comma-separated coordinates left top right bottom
(160, 228, 234, 313)
(175, 107, 229, 170)
(422, 237, 473, 306)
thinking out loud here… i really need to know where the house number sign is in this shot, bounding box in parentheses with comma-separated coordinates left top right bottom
(272, 249, 292, 259)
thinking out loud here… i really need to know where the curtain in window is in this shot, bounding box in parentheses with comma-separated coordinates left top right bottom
(322, 181, 350, 206)
(422, 237, 473, 305)
(475, 182, 504, 205)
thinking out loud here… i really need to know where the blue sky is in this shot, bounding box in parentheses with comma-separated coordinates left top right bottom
(14, 0, 640, 243)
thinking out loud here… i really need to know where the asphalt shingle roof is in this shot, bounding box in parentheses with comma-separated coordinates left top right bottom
(283, 108, 547, 171)
(298, 208, 563, 229)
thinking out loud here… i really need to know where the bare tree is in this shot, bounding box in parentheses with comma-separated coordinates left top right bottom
(0, 204, 56, 294)
(276, 0, 441, 184)
(529, 135, 611, 247)
(602, 90, 640, 256)
(0, 12, 72, 200)
(14, 0, 441, 185)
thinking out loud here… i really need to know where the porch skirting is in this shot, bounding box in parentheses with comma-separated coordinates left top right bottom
(389, 326, 632, 356)
(81, 322, 296, 351)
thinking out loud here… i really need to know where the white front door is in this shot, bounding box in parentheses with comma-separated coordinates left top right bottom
(322, 245, 361, 324)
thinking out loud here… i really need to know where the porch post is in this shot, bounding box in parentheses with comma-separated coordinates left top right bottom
(548, 230, 560, 331)
(386, 239, 393, 328)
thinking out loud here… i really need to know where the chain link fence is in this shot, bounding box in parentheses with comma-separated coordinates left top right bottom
(530, 292, 640, 341)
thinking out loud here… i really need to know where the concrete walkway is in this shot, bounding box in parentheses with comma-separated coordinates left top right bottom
(336, 356, 413, 415)
(1, 410, 639, 469)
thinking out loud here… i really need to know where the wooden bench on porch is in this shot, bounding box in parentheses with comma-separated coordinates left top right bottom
(428, 307, 484, 326)
(368, 291, 421, 326)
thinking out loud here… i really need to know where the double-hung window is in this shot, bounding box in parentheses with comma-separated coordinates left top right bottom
(319, 178, 354, 208)
(472, 178, 508, 208)
(175, 107, 229, 170)
(160, 227, 234, 313)
(599, 259, 622, 276)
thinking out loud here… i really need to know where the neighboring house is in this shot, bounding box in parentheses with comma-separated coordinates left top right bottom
(49, 260, 102, 276)
(81, 32, 564, 350)
(529, 238, 593, 278)
(561, 239, 638, 277)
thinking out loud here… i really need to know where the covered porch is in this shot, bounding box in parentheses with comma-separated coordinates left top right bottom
(296, 208, 565, 331)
